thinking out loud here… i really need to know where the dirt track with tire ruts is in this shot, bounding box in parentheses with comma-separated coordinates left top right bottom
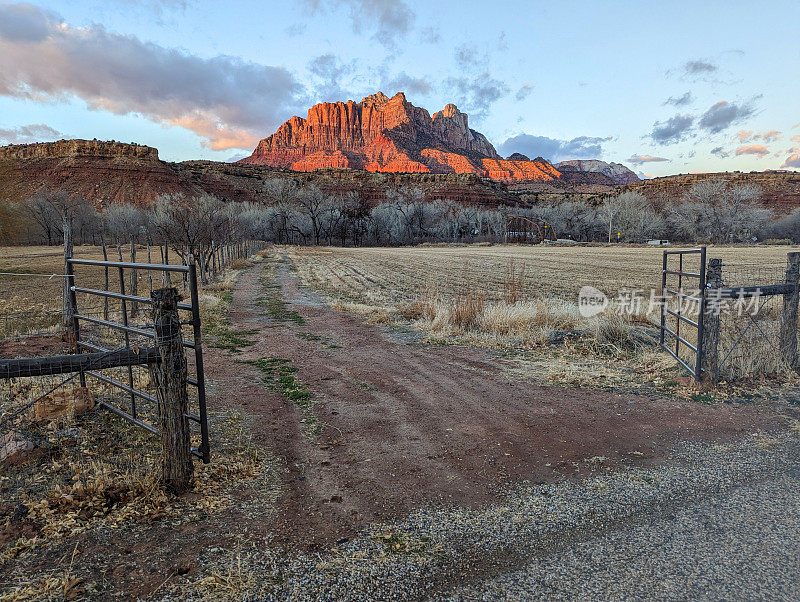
(204, 261, 779, 549)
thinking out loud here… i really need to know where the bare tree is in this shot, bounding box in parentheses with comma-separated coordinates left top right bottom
(600, 192, 665, 242)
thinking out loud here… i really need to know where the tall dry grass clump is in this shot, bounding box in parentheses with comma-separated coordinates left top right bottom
(448, 284, 485, 329)
(401, 281, 439, 321)
(401, 259, 654, 352)
(480, 300, 581, 339)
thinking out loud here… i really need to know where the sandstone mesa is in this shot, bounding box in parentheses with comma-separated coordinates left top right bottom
(240, 91, 567, 184)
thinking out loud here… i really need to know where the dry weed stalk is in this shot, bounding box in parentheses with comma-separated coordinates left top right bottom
(501, 259, 526, 305)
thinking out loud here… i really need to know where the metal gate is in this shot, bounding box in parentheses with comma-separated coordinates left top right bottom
(660, 247, 707, 379)
(66, 258, 210, 462)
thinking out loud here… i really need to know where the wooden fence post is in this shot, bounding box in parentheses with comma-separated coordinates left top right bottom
(781, 252, 800, 370)
(150, 287, 193, 494)
(701, 258, 723, 379)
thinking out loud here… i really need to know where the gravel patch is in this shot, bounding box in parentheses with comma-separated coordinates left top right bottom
(236, 429, 800, 601)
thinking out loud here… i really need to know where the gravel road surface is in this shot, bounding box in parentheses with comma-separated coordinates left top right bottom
(261, 430, 800, 600)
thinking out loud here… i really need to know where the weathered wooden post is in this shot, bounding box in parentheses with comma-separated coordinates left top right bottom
(150, 287, 193, 493)
(781, 252, 800, 370)
(701, 258, 723, 379)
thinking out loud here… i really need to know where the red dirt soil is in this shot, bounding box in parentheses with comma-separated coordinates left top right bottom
(203, 262, 780, 550)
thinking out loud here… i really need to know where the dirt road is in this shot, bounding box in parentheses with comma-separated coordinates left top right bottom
(204, 259, 779, 549)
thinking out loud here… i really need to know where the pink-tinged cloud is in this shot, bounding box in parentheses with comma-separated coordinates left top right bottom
(627, 154, 670, 165)
(0, 3, 305, 150)
(782, 154, 800, 169)
(735, 144, 770, 158)
(794, 123, 800, 129)
(736, 129, 781, 143)
(792, 135, 800, 143)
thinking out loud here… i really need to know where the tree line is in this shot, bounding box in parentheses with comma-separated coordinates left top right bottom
(1, 177, 799, 250)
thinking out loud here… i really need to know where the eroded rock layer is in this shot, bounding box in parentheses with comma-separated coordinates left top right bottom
(241, 92, 561, 183)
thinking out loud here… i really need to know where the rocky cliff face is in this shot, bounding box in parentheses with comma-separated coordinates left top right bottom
(0, 139, 158, 161)
(242, 92, 560, 183)
(556, 160, 639, 185)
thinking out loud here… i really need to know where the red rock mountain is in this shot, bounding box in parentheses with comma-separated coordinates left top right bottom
(241, 92, 561, 183)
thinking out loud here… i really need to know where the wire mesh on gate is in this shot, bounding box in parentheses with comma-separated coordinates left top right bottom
(715, 260, 794, 380)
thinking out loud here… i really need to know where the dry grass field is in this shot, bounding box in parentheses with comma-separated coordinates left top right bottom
(0, 245, 191, 339)
(3, 243, 795, 317)
(285, 243, 800, 383)
(287, 243, 797, 308)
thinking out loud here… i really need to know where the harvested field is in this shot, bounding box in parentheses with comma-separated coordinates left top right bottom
(287, 243, 797, 306)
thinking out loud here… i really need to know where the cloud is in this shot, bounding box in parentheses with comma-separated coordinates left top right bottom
(650, 114, 694, 144)
(497, 134, 612, 163)
(782, 154, 800, 169)
(225, 151, 248, 162)
(627, 154, 670, 165)
(0, 123, 64, 144)
(684, 59, 718, 75)
(668, 59, 720, 82)
(381, 71, 431, 96)
(736, 129, 781, 143)
(663, 92, 693, 107)
(418, 26, 439, 44)
(445, 73, 509, 120)
(0, 4, 304, 151)
(453, 44, 485, 70)
(307, 53, 356, 101)
(300, 0, 415, 49)
(497, 31, 509, 52)
(110, 0, 193, 16)
(515, 83, 533, 101)
(792, 135, 800, 143)
(794, 123, 800, 129)
(710, 146, 730, 158)
(735, 144, 770, 158)
(0, 2, 56, 42)
(698, 100, 756, 134)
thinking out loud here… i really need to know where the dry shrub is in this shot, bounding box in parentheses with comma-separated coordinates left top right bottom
(590, 312, 657, 353)
(230, 258, 250, 270)
(198, 293, 221, 311)
(206, 271, 239, 292)
(718, 307, 791, 379)
(365, 309, 393, 324)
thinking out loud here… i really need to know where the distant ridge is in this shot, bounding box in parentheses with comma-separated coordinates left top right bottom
(2, 138, 796, 213)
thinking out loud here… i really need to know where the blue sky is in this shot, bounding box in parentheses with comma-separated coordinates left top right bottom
(0, 0, 798, 176)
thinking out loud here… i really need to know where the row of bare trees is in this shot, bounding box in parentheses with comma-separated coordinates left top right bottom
(1, 178, 797, 249)
(529, 181, 775, 243)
